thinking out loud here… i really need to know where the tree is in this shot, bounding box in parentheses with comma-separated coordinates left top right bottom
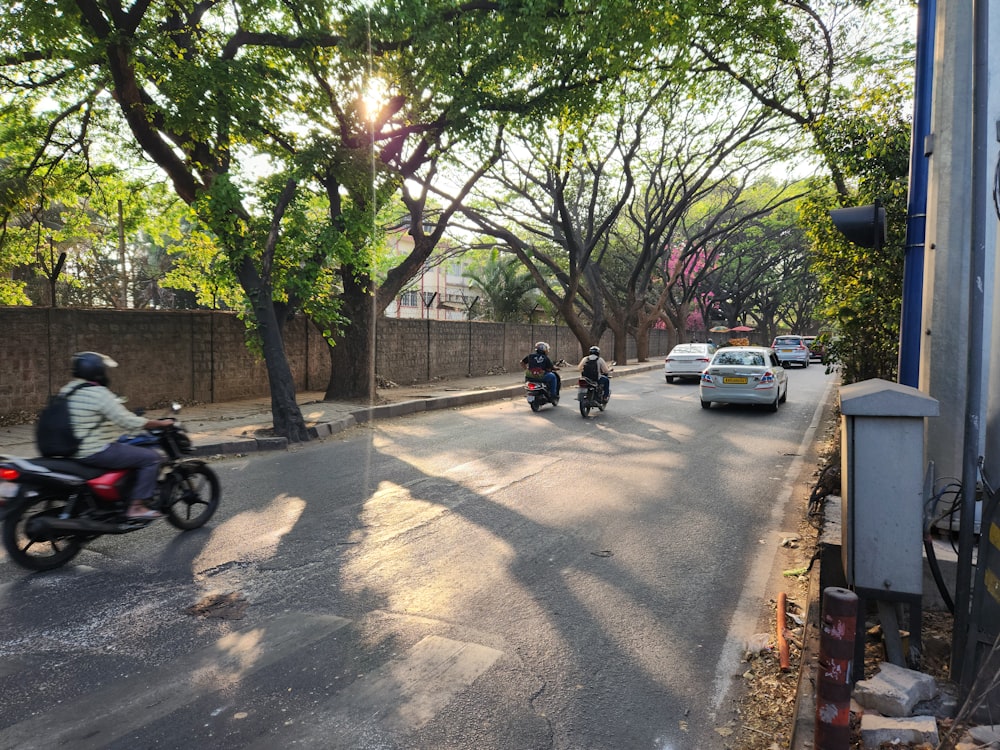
(463, 251, 539, 323)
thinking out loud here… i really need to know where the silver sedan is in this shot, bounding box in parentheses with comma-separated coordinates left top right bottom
(699, 346, 788, 411)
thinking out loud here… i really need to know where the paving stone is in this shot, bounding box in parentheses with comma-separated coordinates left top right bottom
(853, 661, 939, 716)
(969, 724, 1000, 745)
(860, 714, 939, 749)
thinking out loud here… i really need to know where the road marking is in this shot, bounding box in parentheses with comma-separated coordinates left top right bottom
(248, 635, 503, 747)
(0, 613, 350, 750)
(341, 635, 502, 730)
(708, 375, 836, 716)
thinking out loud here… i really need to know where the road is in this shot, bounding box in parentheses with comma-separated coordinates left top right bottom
(0, 365, 836, 750)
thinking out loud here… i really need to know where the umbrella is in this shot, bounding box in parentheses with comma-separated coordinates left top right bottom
(709, 325, 731, 333)
(730, 325, 755, 332)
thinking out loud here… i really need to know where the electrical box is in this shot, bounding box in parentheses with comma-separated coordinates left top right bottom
(841, 379, 939, 596)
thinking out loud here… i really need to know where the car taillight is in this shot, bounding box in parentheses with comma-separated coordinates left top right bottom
(758, 371, 775, 385)
(697, 357, 709, 363)
(700, 372, 714, 385)
(0, 467, 19, 481)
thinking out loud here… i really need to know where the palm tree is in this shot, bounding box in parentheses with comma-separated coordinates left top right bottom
(464, 253, 539, 323)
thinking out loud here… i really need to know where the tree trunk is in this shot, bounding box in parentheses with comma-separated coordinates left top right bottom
(635, 322, 650, 362)
(325, 272, 376, 401)
(236, 258, 310, 443)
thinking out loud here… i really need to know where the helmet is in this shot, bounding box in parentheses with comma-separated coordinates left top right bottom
(71, 351, 117, 386)
(535, 342, 550, 353)
(589, 346, 600, 355)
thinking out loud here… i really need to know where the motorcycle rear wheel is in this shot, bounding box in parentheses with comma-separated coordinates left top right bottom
(580, 399, 592, 417)
(530, 400, 541, 412)
(161, 466, 220, 530)
(2, 494, 82, 571)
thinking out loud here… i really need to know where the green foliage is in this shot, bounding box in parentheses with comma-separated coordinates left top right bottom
(464, 250, 540, 322)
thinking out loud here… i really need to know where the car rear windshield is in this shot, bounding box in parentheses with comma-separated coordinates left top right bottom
(774, 337, 801, 345)
(714, 351, 765, 367)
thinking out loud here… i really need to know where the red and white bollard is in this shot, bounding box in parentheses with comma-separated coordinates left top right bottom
(815, 586, 858, 750)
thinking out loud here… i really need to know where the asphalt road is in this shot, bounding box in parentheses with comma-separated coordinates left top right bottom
(0, 365, 836, 750)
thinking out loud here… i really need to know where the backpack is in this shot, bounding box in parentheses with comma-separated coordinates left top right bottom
(582, 356, 600, 380)
(36, 383, 94, 458)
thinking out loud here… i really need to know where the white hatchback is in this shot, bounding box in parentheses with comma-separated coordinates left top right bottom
(699, 346, 788, 411)
(664, 342, 716, 383)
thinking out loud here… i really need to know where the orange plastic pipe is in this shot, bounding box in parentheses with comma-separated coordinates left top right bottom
(777, 591, 791, 672)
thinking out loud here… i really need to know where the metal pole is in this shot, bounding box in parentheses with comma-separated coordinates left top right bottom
(815, 587, 858, 750)
(898, 0, 936, 387)
(953, 0, 990, 689)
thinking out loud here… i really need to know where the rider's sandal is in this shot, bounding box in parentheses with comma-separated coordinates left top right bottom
(126, 506, 164, 521)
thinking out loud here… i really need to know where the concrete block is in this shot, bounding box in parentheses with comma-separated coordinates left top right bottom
(254, 436, 288, 451)
(968, 724, 1000, 745)
(860, 714, 939, 749)
(191, 438, 258, 456)
(853, 661, 938, 716)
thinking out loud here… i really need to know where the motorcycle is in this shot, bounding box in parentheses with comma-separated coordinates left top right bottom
(577, 365, 614, 418)
(523, 362, 564, 412)
(0, 405, 220, 571)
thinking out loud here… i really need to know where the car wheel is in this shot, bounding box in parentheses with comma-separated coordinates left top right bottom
(780, 384, 787, 403)
(666, 375, 674, 384)
(700, 399, 711, 409)
(769, 393, 779, 412)
(802, 359, 809, 368)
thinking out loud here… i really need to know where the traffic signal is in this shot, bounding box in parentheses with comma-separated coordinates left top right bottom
(829, 202, 887, 249)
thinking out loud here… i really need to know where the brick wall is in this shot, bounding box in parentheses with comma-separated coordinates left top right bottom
(0, 307, 673, 419)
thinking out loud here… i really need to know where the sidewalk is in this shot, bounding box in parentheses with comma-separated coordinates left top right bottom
(0, 362, 663, 458)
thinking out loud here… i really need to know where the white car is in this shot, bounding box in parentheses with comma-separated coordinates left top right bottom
(664, 342, 716, 383)
(699, 346, 788, 411)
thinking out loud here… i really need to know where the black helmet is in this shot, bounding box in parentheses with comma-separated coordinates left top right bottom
(589, 346, 600, 355)
(71, 351, 117, 386)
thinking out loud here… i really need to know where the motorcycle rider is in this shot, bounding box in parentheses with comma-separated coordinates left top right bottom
(58, 352, 174, 521)
(578, 346, 612, 402)
(520, 341, 560, 401)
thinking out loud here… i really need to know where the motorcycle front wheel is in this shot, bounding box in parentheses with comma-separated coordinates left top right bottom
(161, 465, 220, 530)
(2, 494, 83, 571)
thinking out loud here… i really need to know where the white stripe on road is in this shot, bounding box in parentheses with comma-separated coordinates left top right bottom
(708, 375, 836, 716)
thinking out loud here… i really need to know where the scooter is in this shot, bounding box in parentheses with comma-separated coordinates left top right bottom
(0, 405, 220, 571)
(523, 362, 564, 412)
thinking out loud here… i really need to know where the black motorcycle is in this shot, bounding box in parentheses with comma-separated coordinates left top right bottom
(577, 365, 614, 417)
(0, 406, 220, 571)
(577, 376, 609, 417)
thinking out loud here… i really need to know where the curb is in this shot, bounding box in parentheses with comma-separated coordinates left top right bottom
(193, 366, 661, 456)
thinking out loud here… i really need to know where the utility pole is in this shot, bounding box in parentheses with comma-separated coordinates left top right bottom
(118, 199, 128, 308)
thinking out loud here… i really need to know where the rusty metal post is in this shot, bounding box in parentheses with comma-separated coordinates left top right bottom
(815, 587, 858, 750)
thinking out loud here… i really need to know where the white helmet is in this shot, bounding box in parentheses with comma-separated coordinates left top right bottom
(535, 342, 550, 353)
(589, 346, 600, 355)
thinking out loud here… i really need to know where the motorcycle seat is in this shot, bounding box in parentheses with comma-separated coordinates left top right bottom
(24, 457, 108, 480)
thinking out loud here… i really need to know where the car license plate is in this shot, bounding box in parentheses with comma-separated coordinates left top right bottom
(0, 481, 18, 499)
(780, 348, 793, 353)
(723, 377, 748, 384)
